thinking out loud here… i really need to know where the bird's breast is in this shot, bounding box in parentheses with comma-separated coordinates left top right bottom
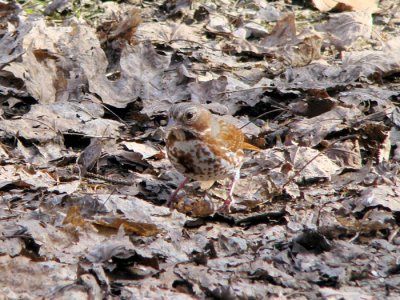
(166, 128, 243, 181)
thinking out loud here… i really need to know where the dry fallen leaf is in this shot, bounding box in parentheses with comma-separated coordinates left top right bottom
(311, 0, 379, 13)
(93, 217, 159, 237)
(354, 186, 400, 212)
(63, 206, 86, 227)
(316, 12, 373, 50)
(121, 141, 160, 159)
(341, 36, 400, 78)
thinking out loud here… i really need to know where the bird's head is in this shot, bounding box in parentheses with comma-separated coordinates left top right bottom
(167, 103, 212, 132)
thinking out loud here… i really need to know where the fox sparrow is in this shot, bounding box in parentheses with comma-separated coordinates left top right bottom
(165, 102, 259, 212)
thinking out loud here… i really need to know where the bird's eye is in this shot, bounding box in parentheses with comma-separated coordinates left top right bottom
(185, 112, 194, 120)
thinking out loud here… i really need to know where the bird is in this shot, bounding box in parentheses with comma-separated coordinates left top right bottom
(165, 102, 260, 212)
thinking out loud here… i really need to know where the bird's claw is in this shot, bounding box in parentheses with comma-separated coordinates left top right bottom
(217, 198, 232, 213)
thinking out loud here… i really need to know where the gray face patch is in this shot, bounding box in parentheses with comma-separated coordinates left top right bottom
(169, 103, 204, 126)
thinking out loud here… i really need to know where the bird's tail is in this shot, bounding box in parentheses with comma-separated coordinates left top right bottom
(242, 142, 261, 151)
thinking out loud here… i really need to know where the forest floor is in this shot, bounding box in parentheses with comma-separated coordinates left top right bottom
(1, 0, 400, 299)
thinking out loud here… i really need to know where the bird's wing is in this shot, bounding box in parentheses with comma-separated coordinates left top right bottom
(214, 119, 244, 153)
(213, 118, 261, 153)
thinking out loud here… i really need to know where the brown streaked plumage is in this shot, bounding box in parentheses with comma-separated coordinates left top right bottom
(165, 102, 259, 212)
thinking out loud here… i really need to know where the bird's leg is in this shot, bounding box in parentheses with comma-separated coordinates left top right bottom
(167, 177, 190, 208)
(218, 169, 240, 213)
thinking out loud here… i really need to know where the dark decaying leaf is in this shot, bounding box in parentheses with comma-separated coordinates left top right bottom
(77, 138, 103, 176)
(292, 229, 332, 254)
(260, 14, 297, 48)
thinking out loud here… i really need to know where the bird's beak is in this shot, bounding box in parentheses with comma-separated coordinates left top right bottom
(166, 117, 176, 129)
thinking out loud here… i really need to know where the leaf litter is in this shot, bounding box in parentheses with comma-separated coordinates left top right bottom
(1, 0, 400, 299)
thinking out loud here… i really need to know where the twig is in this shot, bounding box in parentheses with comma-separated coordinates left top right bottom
(239, 108, 285, 129)
(215, 86, 271, 95)
(0, 215, 20, 221)
(85, 172, 134, 185)
(348, 232, 360, 243)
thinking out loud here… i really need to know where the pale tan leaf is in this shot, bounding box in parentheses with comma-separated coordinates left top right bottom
(311, 0, 379, 13)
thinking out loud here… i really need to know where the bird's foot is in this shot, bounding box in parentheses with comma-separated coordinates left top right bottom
(217, 198, 232, 213)
(167, 191, 186, 209)
(167, 178, 189, 210)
